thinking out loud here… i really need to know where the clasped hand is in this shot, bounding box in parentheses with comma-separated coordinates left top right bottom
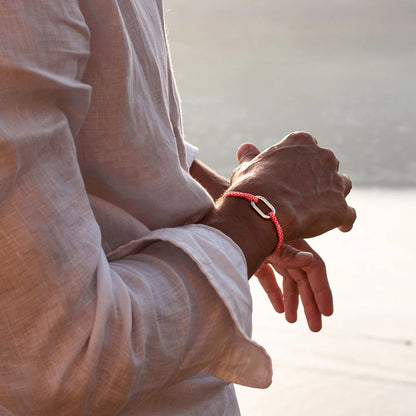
(231, 132, 356, 332)
(255, 239, 331, 332)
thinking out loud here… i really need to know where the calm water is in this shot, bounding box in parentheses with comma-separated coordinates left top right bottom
(166, 0, 416, 187)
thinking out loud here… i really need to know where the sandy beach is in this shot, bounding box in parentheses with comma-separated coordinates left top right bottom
(236, 188, 416, 415)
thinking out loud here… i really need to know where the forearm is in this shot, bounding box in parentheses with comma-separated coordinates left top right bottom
(190, 159, 229, 201)
(190, 159, 280, 276)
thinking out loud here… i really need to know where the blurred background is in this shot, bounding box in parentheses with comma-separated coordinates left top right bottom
(166, 1, 416, 415)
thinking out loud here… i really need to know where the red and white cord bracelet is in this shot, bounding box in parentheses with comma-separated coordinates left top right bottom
(223, 191, 284, 254)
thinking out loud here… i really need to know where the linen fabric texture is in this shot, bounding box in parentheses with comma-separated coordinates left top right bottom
(0, 1, 272, 415)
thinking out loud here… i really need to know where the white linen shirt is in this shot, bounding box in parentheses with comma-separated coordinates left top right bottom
(0, 1, 272, 415)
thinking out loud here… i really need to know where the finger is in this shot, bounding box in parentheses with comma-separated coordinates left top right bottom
(287, 268, 322, 332)
(340, 173, 352, 196)
(338, 206, 357, 233)
(236, 143, 261, 164)
(289, 239, 333, 316)
(303, 262, 333, 317)
(283, 275, 299, 323)
(320, 147, 339, 171)
(255, 264, 285, 313)
(268, 243, 314, 272)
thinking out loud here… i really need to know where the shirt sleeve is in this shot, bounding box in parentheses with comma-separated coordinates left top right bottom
(0, 2, 271, 415)
(184, 140, 199, 169)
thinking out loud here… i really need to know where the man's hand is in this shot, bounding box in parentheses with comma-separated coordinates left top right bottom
(234, 141, 335, 331)
(193, 134, 352, 329)
(231, 132, 356, 242)
(200, 131, 356, 276)
(255, 239, 331, 332)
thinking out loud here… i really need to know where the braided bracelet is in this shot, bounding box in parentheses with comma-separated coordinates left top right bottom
(223, 191, 284, 254)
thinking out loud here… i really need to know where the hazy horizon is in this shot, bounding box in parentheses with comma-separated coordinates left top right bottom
(166, 0, 416, 187)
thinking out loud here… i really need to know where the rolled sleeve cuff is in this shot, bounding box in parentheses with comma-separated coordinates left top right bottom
(107, 224, 272, 388)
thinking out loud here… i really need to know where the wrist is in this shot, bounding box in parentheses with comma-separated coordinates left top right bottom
(228, 181, 300, 242)
(223, 191, 284, 253)
(199, 195, 277, 277)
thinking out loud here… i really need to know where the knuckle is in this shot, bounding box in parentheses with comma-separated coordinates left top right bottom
(343, 173, 353, 189)
(348, 207, 357, 225)
(336, 199, 349, 222)
(313, 254, 327, 270)
(336, 173, 353, 195)
(332, 173, 345, 190)
(286, 131, 317, 145)
(320, 148, 338, 169)
(289, 270, 307, 284)
(352, 207, 357, 223)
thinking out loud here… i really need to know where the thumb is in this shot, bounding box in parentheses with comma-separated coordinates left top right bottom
(277, 243, 314, 268)
(237, 142, 261, 164)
